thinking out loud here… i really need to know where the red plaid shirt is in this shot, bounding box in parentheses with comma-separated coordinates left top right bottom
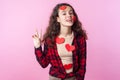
(34, 33, 87, 80)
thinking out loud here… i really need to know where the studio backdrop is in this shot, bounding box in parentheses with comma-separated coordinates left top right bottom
(0, 0, 120, 80)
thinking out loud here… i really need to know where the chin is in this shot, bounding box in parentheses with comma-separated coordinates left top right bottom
(61, 22, 74, 27)
(65, 23, 73, 27)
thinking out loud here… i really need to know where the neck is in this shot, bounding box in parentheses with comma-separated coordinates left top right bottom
(59, 25, 72, 37)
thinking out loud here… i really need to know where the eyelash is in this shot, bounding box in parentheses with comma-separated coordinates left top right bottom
(69, 12, 73, 15)
(63, 13, 66, 15)
(62, 12, 73, 15)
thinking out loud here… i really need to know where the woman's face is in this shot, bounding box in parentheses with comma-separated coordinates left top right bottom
(57, 5, 75, 27)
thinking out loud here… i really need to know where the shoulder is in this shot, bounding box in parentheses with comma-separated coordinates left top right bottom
(45, 37, 51, 44)
(74, 32, 86, 40)
(74, 31, 87, 40)
(44, 37, 55, 48)
(74, 33, 86, 44)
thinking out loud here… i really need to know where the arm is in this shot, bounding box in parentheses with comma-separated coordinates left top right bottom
(76, 37, 87, 80)
(32, 29, 50, 68)
(35, 43, 50, 68)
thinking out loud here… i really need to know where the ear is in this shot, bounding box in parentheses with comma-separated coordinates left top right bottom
(57, 17, 60, 22)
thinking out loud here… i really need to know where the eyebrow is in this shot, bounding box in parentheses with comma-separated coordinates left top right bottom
(61, 9, 73, 13)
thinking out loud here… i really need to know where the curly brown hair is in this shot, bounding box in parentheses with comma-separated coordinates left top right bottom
(42, 3, 87, 47)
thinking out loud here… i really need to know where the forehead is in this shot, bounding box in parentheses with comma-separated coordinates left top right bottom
(58, 5, 73, 12)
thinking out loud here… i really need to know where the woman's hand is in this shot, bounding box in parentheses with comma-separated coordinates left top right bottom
(32, 29, 42, 48)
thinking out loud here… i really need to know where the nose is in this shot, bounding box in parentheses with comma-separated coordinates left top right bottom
(66, 13, 72, 18)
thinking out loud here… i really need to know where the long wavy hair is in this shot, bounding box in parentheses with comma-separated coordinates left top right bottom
(42, 3, 87, 47)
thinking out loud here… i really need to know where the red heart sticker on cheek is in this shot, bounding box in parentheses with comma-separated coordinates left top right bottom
(56, 37, 65, 44)
(72, 16, 76, 22)
(65, 44, 75, 52)
(59, 5, 67, 10)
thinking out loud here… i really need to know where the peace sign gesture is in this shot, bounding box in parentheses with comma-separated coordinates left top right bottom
(32, 29, 42, 48)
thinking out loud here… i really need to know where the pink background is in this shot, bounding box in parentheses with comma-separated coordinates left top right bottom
(0, 0, 120, 80)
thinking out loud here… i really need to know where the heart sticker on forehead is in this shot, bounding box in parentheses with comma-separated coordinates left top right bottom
(59, 5, 67, 10)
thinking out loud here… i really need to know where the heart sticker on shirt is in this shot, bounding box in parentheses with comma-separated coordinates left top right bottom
(56, 37, 65, 44)
(64, 64, 73, 70)
(65, 44, 75, 52)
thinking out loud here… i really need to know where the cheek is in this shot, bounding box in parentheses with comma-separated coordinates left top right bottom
(58, 17, 65, 23)
(59, 16, 65, 20)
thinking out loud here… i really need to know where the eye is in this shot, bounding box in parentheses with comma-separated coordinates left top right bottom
(69, 11, 73, 15)
(62, 12, 66, 15)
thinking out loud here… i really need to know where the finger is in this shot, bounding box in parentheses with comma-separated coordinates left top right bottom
(36, 29, 39, 35)
(32, 35, 37, 38)
(32, 34, 39, 39)
(35, 29, 39, 37)
(40, 28, 42, 39)
(32, 36, 39, 41)
(32, 35, 34, 38)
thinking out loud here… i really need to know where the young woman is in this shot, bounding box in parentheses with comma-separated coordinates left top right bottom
(32, 3, 87, 80)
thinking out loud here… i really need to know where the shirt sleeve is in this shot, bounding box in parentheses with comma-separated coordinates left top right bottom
(76, 37, 87, 80)
(34, 42, 50, 68)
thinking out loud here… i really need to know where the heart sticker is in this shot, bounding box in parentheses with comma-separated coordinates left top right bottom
(72, 16, 76, 22)
(64, 64, 73, 70)
(59, 5, 67, 10)
(56, 37, 65, 44)
(65, 44, 75, 52)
